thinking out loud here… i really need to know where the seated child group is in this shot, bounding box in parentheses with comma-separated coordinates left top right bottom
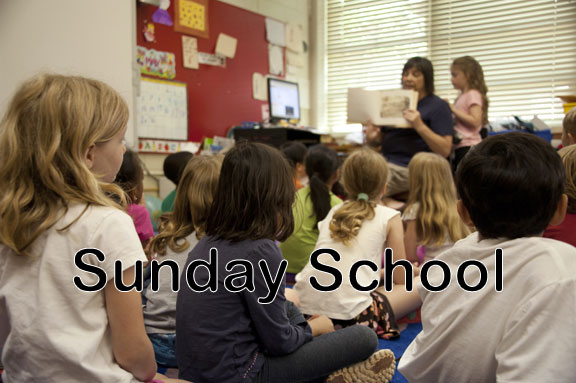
(1, 55, 576, 383)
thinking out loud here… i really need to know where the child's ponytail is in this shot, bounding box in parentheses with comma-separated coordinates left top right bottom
(305, 145, 340, 226)
(329, 149, 388, 244)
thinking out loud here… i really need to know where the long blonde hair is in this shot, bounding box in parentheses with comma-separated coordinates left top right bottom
(329, 149, 388, 245)
(559, 145, 576, 214)
(0, 74, 128, 256)
(406, 152, 469, 246)
(452, 56, 489, 125)
(149, 155, 222, 257)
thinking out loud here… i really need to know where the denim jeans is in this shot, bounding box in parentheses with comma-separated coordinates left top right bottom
(253, 301, 378, 383)
(148, 333, 178, 368)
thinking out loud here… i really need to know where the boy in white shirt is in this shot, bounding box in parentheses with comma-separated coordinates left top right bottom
(399, 132, 576, 383)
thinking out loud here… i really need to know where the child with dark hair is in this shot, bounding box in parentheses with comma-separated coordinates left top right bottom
(280, 141, 308, 189)
(399, 133, 576, 382)
(279, 144, 342, 278)
(176, 142, 396, 383)
(161, 151, 193, 213)
(115, 148, 154, 249)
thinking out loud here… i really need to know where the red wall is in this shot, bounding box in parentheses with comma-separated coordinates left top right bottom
(137, 1, 279, 142)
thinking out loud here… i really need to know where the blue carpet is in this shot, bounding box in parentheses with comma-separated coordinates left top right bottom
(378, 323, 422, 383)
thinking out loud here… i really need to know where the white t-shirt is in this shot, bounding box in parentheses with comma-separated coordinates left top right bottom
(0, 204, 147, 383)
(294, 203, 399, 320)
(399, 232, 576, 383)
(144, 232, 198, 334)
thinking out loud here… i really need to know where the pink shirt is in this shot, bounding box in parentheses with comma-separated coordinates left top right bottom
(454, 89, 483, 148)
(126, 203, 155, 243)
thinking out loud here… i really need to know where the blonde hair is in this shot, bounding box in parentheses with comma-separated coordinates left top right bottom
(329, 149, 388, 245)
(563, 106, 576, 139)
(406, 152, 469, 246)
(0, 74, 129, 256)
(452, 56, 489, 125)
(559, 145, 576, 214)
(149, 155, 222, 257)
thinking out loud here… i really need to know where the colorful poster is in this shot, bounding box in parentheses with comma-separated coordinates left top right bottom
(175, 0, 209, 39)
(136, 46, 176, 79)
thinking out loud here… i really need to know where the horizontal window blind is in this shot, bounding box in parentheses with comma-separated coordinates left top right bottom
(431, 0, 576, 126)
(324, 0, 576, 132)
(325, 0, 429, 132)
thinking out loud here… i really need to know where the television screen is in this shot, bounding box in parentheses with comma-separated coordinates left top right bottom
(268, 78, 300, 121)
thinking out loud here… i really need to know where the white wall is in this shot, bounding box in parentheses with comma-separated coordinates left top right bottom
(0, 0, 138, 145)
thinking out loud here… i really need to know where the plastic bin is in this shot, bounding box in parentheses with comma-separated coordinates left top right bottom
(488, 129, 552, 143)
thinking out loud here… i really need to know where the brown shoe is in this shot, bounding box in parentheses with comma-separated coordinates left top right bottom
(326, 349, 396, 383)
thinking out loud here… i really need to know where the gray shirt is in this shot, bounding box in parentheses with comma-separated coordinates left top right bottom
(143, 232, 198, 334)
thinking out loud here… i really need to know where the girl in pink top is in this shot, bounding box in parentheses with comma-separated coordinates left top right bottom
(448, 56, 489, 171)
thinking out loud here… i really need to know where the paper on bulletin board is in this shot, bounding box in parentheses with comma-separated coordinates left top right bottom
(252, 73, 267, 101)
(137, 46, 176, 79)
(286, 23, 303, 53)
(182, 36, 199, 69)
(137, 78, 188, 140)
(198, 52, 226, 67)
(215, 33, 237, 59)
(286, 50, 304, 68)
(265, 18, 286, 47)
(268, 44, 284, 76)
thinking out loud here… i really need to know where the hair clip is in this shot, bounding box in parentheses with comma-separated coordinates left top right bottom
(357, 193, 369, 201)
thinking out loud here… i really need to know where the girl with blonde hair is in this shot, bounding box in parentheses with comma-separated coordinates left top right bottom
(0, 74, 187, 383)
(294, 148, 421, 339)
(403, 152, 470, 264)
(144, 155, 222, 367)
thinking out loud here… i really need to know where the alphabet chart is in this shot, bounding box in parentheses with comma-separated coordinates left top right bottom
(137, 78, 188, 140)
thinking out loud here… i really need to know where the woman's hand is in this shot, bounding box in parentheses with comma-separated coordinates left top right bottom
(364, 120, 382, 147)
(403, 109, 425, 131)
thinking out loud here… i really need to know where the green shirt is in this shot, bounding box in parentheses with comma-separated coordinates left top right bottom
(161, 189, 177, 213)
(279, 186, 342, 274)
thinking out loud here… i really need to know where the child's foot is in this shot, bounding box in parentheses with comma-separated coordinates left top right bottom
(326, 349, 396, 383)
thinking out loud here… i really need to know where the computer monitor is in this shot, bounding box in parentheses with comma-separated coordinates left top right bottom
(268, 78, 300, 122)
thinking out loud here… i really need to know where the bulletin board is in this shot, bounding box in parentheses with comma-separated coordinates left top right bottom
(137, 0, 280, 142)
(137, 78, 188, 140)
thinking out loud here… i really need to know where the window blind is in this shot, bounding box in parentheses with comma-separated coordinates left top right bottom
(325, 0, 429, 132)
(324, 0, 576, 132)
(431, 0, 576, 126)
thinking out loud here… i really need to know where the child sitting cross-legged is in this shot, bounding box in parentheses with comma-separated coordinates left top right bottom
(143, 155, 222, 368)
(399, 132, 576, 382)
(294, 148, 421, 339)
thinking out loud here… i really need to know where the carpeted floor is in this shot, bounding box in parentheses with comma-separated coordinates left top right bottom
(378, 322, 422, 383)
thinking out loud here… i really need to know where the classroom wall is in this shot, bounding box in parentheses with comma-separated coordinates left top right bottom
(141, 0, 312, 199)
(0, 0, 138, 145)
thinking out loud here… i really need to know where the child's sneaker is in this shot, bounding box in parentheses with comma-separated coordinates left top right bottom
(326, 349, 396, 383)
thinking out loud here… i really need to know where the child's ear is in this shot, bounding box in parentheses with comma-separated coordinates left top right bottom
(457, 200, 474, 227)
(85, 144, 96, 170)
(549, 194, 568, 226)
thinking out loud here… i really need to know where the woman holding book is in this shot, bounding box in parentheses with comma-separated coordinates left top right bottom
(365, 57, 453, 198)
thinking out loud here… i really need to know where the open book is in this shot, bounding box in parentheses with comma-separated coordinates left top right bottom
(347, 88, 418, 128)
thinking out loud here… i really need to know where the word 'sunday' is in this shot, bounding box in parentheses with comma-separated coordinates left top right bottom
(74, 248, 503, 303)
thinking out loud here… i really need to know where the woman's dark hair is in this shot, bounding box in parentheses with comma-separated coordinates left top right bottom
(115, 149, 144, 205)
(163, 151, 194, 185)
(206, 142, 295, 242)
(305, 145, 340, 226)
(280, 141, 307, 169)
(456, 133, 565, 239)
(403, 56, 435, 96)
